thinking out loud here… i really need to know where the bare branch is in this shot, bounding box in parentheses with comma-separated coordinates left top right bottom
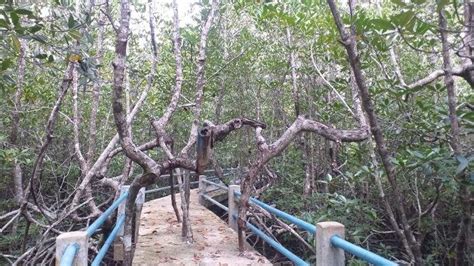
(72, 63, 87, 170)
(23, 62, 74, 222)
(406, 63, 474, 89)
(151, 0, 181, 134)
(181, 0, 220, 156)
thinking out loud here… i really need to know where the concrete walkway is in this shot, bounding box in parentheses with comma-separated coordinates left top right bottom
(133, 189, 270, 265)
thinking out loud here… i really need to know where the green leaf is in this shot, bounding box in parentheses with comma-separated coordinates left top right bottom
(0, 18, 8, 29)
(391, 0, 407, 7)
(68, 30, 81, 41)
(437, 0, 450, 12)
(10, 11, 20, 28)
(2, 74, 15, 84)
(413, 0, 426, 4)
(1, 58, 13, 71)
(456, 156, 469, 175)
(371, 18, 395, 31)
(35, 54, 48, 59)
(415, 19, 432, 34)
(408, 150, 425, 159)
(28, 24, 42, 33)
(11, 35, 20, 52)
(29, 34, 48, 43)
(68, 14, 75, 29)
(392, 11, 415, 26)
(15, 9, 33, 16)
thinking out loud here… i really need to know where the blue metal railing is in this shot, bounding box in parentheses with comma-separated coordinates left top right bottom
(234, 190, 316, 234)
(201, 181, 311, 264)
(60, 190, 130, 265)
(86, 190, 129, 236)
(246, 220, 309, 266)
(202, 194, 229, 212)
(91, 214, 126, 266)
(331, 235, 397, 266)
(202, 178, 397, 266)
(60, 243, 79, 266)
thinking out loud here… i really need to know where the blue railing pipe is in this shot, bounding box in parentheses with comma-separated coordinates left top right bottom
(91, 214, 126, 266)
(234, 191, 316, 234)
(86, 191, 129, 237)
(246, 221, 309, 266)
(201, 178, 228, 190)
(204, 176, 395, 265)
(60, 243, 79, 266)
(330, 235, 397, 266)
(202, 194, 229, 212)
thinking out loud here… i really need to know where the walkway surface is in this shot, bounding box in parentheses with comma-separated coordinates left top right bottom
(133, 189, 270, 265)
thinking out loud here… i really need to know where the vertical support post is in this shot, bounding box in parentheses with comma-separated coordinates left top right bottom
(56, 231, 88, 266)
(228, 185, 240, 231)
(113, 185, 130, 261)
(198, 175, 207, 206)
(133, 187, 146, 244)
(316, 221, 345, 266)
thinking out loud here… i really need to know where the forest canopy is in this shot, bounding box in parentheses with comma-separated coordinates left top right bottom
(0, 0, 472, 265)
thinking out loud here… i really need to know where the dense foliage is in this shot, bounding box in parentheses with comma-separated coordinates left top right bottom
(0, 0, 472, 265)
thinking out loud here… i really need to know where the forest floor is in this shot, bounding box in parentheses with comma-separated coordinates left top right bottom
(133, 189, 270, 265)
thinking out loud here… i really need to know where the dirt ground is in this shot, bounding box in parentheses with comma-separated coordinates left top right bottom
(133, 189, 271, 265)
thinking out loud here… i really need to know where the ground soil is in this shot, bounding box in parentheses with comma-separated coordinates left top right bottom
(133, 189, 271, 265)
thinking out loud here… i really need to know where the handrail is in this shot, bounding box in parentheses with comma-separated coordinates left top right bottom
(201, 180, 310, 264)
(233, 190, 316, 234)
(86, 190, 129, 236)
(201, 178, 396, 265)
(145, 180, 199, 194)
(201, 178, 229, 190)
(91, 214, 126, 266)
(246, 221, 309, 266)
(202, 194, 229, 212)
(145, 175, 223, 195)
(330, 235, 397, 266)
(60, 243, 79, 266)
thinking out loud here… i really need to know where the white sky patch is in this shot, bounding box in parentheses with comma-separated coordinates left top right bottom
(131, 0, 200, 28)
(130, 0, 200, 49)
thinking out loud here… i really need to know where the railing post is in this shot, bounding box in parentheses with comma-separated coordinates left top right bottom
(228, 185, 240, 231)
(56, 231, 88, 266)
(113, 185, 129, 261)
(316, 221, 345, 266)
(198, 175, 207, 206)
(134, 187, 146, 244)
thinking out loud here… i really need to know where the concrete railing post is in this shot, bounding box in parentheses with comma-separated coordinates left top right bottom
(228, 185, 240, 231)
(198, 175, 207, 206)
(134, 187, 146, 244)
(316, 221, 345, 266)
(56, 231, 88, 266)
(113, 185, 130, 261)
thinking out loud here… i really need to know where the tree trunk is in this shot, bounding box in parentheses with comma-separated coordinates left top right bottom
(326, 0, 423, 263)
(439, 7, 473, 265)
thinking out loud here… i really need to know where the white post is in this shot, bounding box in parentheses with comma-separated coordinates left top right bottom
(198, 175, 207, 206)
(316, 221, 345, 266)
(134, 187, 146, 244)
(114, 185, 130, 261)
(56, 231, 88, 266)
(228, 185, 240, 231)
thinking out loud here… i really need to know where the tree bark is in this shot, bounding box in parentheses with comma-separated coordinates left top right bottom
(439, 7, 473, 265)
(177, 0, 220, 242)
(326, 0, 423, 263)
(237, 115, 369, 251)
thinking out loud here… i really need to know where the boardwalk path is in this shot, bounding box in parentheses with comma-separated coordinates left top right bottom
(133, 189, 270, 265)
